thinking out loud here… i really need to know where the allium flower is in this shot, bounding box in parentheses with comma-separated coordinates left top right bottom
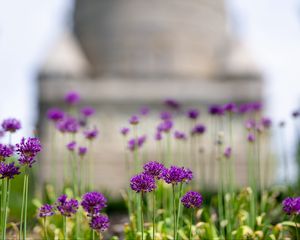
(164, 98, 181, 110)
(39, 204, 55, 218)
(64, 91, 80, 105)
(157, 120, 173, 133)
(56, 195, 79, 217)
(224, 147, 232, 159)
(130, 173, 156, 193)
(81, 192, 107, 216)
(89, 214, 110, 232)
(129, 115, 139, 125)
(1, 118, 21, 133)
(139, 106, 150, 116)
(80, 106, 95, 118)
(186, 109, 199, 120)
(0, 130, 5, 138)
(154, 131, 162, 141)
(181, 191, 203, 208)
(46, 108, 65, 122)
(250, 102, 262, 112)
(191, 124, 206, 136)
(160, 111, 172, 121)
(84, 128, 99, 140)
(120, 127, 130, 136)
(239, 103, 250, 114)
(247, 133, 255, 143)
(66, 141, 76, 151)
(282, 197, 300, 215)
(292, 110, 300, 118)
(209, 105, 224, 116)
(161, 166, 193, 185)
(143, 161, 165, 179)
(138, 135, 147, 146)
(78, 147, 87, 157)
(56, 116, 79, 134)
(0, 162, 20, 179)
(16, 137, 42, 167)
(0, 144, 14, 160)
(128, 136, 147, 151)
(174, 131, 186, 140)
(245, 119, 256, 130)
(223, 102, 237, 113)
(261, 117, 272, 129)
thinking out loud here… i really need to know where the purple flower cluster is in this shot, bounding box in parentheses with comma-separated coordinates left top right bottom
(174, 131, 186, 140)
(209, 105, 224, 116)
(16, 137, 42, 167)
(143, 161, 165, 179)
(154, 132, 162, 141)
(161, 166, 193, 185)
(120, 127, 130, 136)
(139, 106, 150, 116)
(80, 106, 95, 118)
(130, 173, 157, 193)
(56, 116, 79, 134)
(39, 204, 55, 218)
(64, 91, 80, 105)
(84, 128, 99, 140)
(260, 117, 272, 129)
(1, 118, 21, 133)
(128, 135, 147, 151)
(89, 214, 110, 232)
(181, 191, 203, 209)
(0, 162, 20, 179)
(47, 108, 65, 122)
(0, 144, 13, 160)
(56, 195, 79, 217)
(191, 124, 206, 136)
(81, 192, 107, 216)
(160, 111, 172, 121)
(186, 109, 199, 120)
(66, 141, 76, 151)
(164, 98, 181, 110)
(157, 120, 173, 133)
(223, 102, 237, 113)
(78, 147, 87, 157)
(129, 115, 139, 125)
(282, 197, 300, 215)
(224, 147, 232, 159)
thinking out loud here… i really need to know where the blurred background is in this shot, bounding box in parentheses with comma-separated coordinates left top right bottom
(0, 0, 300, 193)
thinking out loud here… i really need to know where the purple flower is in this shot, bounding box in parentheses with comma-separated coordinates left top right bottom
(66, 141, 76, 151)
(160, 111, 172, 121)
(239, 103, 250, 114)
(251, 102, 262, 112)
(186, 109, 199, 120)
(154, 131, 162, 141)
(130, 173, 156, 193)
(261, 117, 272, 129)
(84, 128, 99, 140)
(129, 115, 139, 125)
(139, 106, 150, 116)
(224, 147, 232, 159)
(138, 135, 147, 146)
(157, 120, 173, 133)
(128, 136, 147, 151)
(223, 103, 237, 113)
(16, 137, 42, 167)
(78, 147, 87, 157)
(56, 195, 79, 217)
(143, 161, 165, 179)
(164, 98, 181, 110)
(292, 110, 300, 118)
(0, 130, 5, 138)
(39, 204, 55, 218)
(81, 192, 107, 216)
(56, 116, 79, 134)
(47, 108, 65, 122)
(209, 105, 224, 116)
(161, 166, 193, 185)
(64, 91, 80, 105)
(0, 162, 20, 179)
(174, 131, 186, 140)
(0, 144, 14, 160)
(282, 197, 300, 215)
(120, 127, 130, 136)
(245, 119, 256, 130)
(1, 118, 21, 133)
(80, 106, 95, 118)
(89, 214, 110, 232)
(181, 191, 203, 209)
(191, 124, 206, 136)
(247, 133, 255, 143)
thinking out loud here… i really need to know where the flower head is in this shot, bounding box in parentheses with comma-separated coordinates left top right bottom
(81, 192, 107, 216)
(224, 147, 232, 159)
(0, 162, 20, 179)
(47, 108, 65, 122)
(186, 109, 199, 120)
(64, 91, 80, 105)
(130, 173, 156, 193)
(282, 197, 300, 215)
(39, 204, 55, 218)
(66, 141, 76, 151)
(191, 124, 206, 136)
(223, 103, 237, 113)
(154, 131, 162, 141)
(261, 117, 272, 129)
(129, 115, 139, 125)
(143, 161, 165, 179)
(292, 110, 300, 118)
(160, 111, 172, 121)
(247, 133, 255, 143)
(1, 118, 21, 133)
(157, 120, 173, 133)
(245, 119, 256, 130)
(139, 106, 150, 116)
(0, 144, 14, 160)
(161, 166, 193, 185)
(78, 147, 87, 157)
(84, 128, 99, 140)
(56, 195, 79, 217)
(120, 127, 130, 136)
(164, 98, 181, 110)
(89, 214, 110, 232)
(80, 106, 95, 118)
(181, 191, 203, 208)
(128, 135, 147, 151)
(16, 137, 42, 167)
(209, 105, 224, 116)
(174, 131, 186, 140)
(56, 116, 79, 134)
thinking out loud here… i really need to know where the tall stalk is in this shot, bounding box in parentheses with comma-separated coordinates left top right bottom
(63, 215, 67, 240)
(1, 178, 10, 240)
(140, 192, 144, 240)
(152, 191, 155, 240)
(172, 185, 177, 240)
(20, 170, 29, 240)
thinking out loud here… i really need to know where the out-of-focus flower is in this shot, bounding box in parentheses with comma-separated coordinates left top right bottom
(56, 195, 79, 217)
(223, 103, 237, 113)
(130, 173, 156, 193)
(81, 192, 107, 216)
(261, 117, 272, 129)
(224, 147, 232, 159)
(157, 120, 173, 133)
(0, 144, 14, 160)
(128, 135, 147, 151)
(56, 116, 79, 134)
(39, 204, 55, 218)
(0, 162, 20, 179)
(16, 137, 42, 167)
(209, 105, 224, 116)
(292, 110, 300, 118)
(78, 147, 87, 157)
(186, 108, 199, 120)
(174, 131, 186, 140)
(129, 115, 139, 125)
(47, 108, 65, 122)
(89, 214, 110, 232)
(139, 106, 150, 116)
(66, 141, 76, 151)
(160, 111, 172, 121)
(164, 98, 181, 110)
(181, 191, 203, 209)
(247, 133, 255, 143)
(191, 124, 206, 136)
(245, 119, 256, 130)
(80, 106, 95, 118)
(84, 128, 99, 140)
(154, 131, 162, 141)
(120, 127, 130, 137)
(64, 91, 80, 105)
(279, 121, 285, 128)
(143, 161, 165, 179)
(1, 118, 21, 133)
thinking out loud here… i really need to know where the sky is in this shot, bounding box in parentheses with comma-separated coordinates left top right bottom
(0, 0, 299, 181)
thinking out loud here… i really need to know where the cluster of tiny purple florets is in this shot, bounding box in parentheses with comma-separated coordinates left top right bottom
(143, 161, 165, 179)
(1, 118, 21, 133)
(282, 197, 300, 215)
(181, 191, 203, 209)
(81, 192, 107, 216)
(161, 165, 193, 185)
(0, 162, 20, 179)
(130, 173, 157, 193)
(56, 194, 79, 217)
(39, 204, 55, 218)
(16, 137, 42, 167)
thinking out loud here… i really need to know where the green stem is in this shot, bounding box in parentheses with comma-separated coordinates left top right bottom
(92, 229, 95, 240)
(176, 183, 183, 240)
(189, 209, 194, 240)
(20, 173, 27, 239)
(140, 193, 144, 240)
(1, 178, 8, 240)
(44, 217, 48, 240)
(172, 185, 177, 240)
(152, 191, 155, 240)
(24, 173, 29, 240)
(63, 216, 67, 240)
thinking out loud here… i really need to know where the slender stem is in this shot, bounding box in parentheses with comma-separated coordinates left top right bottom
(20, 173, 27, 239)
(189, 209, 194, 240)
(140, 193, 144, 240)
(63, 216, 67, 240)
(176, 183, 183, 240)
(172, 185, 177, 240)
(92, 229, 95, 240)
(1, 178, 8, 240)
(152, 191, 155, 240)
(44, 217, 48, 240)
(23, 173, 29, 240)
